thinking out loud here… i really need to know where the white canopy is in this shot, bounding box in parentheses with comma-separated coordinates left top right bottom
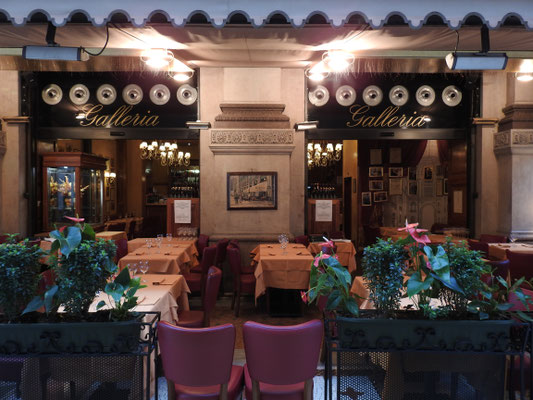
(0, 0, 532, 29)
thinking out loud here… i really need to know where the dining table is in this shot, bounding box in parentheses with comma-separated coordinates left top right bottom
(487, 242, 533, 260)
(104, 217, 143, 234)
(250, 243, 314, 301)
(127, 237, 199, 266)
(96, 230, 128, 241)
(117, 244, 195, 275)
(308, 239, 357, 273)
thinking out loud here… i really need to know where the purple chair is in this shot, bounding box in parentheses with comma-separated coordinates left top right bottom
(468, 239, 489, 258)
(329, 231, 344, 240)
(197, 234, 210, 260)
(243, 319, 323, 400)
(114, 238, 128, 263)
(215, 238, 230, 270)
(487, 259, 510, 280)
(106, 222, 126, 231)
(228, 239, 240, 250)
(177, 266, 222, 328)
(183, 246, 217, 299)
(127, 220, 136, 240)
(227, 247, 255, 317)
(158, 322, 244, 400)
(293, 235, 309, 248)
(506, 250, 533, 281)
(480, 234, 508, 243)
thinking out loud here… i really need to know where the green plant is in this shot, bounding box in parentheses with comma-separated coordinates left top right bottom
(97, 267, 146, 321)
(0, 240, 42, 321)
(361, 238, 407, 316)
(303, 239, 359, 316)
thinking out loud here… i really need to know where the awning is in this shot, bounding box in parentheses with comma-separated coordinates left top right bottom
(1, 0, 532, 29)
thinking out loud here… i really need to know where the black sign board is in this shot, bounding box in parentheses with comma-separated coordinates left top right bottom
(34, 71, 198, 129)
(307, 73, 477, 131)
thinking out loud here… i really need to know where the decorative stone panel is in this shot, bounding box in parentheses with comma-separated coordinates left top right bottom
(211, 129, 293, 145)
(494, 129, 533, 154)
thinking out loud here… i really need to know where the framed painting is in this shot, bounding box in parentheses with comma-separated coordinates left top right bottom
(362, 192, 372, 206)
(227, 172, 277, 210)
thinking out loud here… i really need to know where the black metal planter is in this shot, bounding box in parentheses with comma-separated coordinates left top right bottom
(324, 312, 531, 400)
(0, 312, 159, 400)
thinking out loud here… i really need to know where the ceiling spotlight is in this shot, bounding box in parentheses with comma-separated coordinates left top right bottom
(169, 59, 195, 82)
(323, 50, 354, 72)
(516, 72, 533, 82)
(445, 52, 507, 70)
(141, 48, 174, 69)
(305, 61, 330, 82)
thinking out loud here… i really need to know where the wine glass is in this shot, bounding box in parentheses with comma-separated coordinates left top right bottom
(129, 263, 138, 279)
(278, 234, 289, 255)
(166, 233, 173, 247)
(140, 261, 149, 282)
(146, 238, 153, 249)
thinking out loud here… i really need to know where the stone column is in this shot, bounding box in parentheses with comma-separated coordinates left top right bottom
(493, 75, 533, 240)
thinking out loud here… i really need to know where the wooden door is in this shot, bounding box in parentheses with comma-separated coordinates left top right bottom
(447, 140, 468, 227)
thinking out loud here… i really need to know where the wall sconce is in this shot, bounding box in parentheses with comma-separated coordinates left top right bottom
(105, 171, 116, 185)
(169, 59, 195, 82)
(307, 141, 342, 168)
(186, 121, 211, 129)
(322, 50, 354, 72)
(141, 48, 174, 69)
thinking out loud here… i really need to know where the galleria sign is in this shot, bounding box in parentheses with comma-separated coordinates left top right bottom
(78, 104, 160, 127)
(347, 104, 429, 128)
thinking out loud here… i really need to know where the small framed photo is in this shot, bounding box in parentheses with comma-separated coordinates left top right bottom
(389, 147, 402, 164)
(389, 167, 403, 178)
(369, 180, 384, 191)
(374, 191, 388, 203)
(408, 181, 418, 195)
(423, 166, 433, 180)
(408, 168, 417, 181)
(443, 178, 448, 195)
(370, 149, 382, 165)
(361, 192, 372, 206)
(369, 166, 383, 178)
(389, 179, 403, 195)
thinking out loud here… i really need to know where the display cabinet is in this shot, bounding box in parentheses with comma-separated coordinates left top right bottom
(42, 152, 107, 231)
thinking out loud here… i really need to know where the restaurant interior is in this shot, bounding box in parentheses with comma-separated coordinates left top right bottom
(1, 2, 533, 399)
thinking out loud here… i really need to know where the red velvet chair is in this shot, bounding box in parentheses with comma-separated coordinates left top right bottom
(293, 235, 309, 248)
(329, 231, 344, 240)
(487, 259, 510, 280)
(114, 238, 128, 264)
(228, 239, 240, 250)
(215, 238, 230, 270)
(127, 220, 136, 240)
(158, 322, 244, 400)
(197, 234, 210, 260)
(506, 250, 533, 281)
(176, 266, 222, 328)
(106, 222, 126, 231)
(468, 239, 489, 258)
(227, 247, 255, 317)
(183, 246, 217, 299)
(480, 234, 508, 243)
(243, 319, 323, 400)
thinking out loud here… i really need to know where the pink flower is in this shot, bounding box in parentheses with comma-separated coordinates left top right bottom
(398, 221, 419, 231)
(400, 220, 431, 245)
(65, 216, 85, 223)
(300, 291, 308, 303)
(314, 253, 330, 267)
(321, 239, 335, 248)
(426, 261, 433, 270)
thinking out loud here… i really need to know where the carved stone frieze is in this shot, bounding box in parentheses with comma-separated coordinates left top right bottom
(512, 130, 533, 145)
(0, 131, 6, 156)
(211, 129, 293, 145)
(493, 131, 510, 148)
(214, 103, 290, 129)
(494, 129, 533, 156)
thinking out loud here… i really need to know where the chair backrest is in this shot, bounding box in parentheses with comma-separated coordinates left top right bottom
(128, 220, 136, 239)
(329, 231, 344, 240)
(480, 234, 508, 243)
(228, 239, 240, 250)
(37, 268, 56, 294)
(107, 222, 126, 231)
(115, 238, 128, 262)
(215, 238, 229, 265)
(468, 239, 489, 257)
(243, 319, 323, 385)
(486, 259, 510, 280)
(200, 246, 217, 276)
(227, 247, 241, 287)
(508, 287, 533, 311)
(506, 250, 533, 280)
(294, 235, 310, 248)
(139, 216, 160, 237)
(197, 234, 210, 258)
(158, 322, 236, 387)
(203, 266, 222, 324)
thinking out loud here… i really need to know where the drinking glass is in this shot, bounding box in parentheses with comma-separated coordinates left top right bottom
(130, 263, 138, 279)
(166, 233, 173, 247)
(146, 239, 153, 249)
(140, 261, 149, 282)
(278, 234, 289, 255)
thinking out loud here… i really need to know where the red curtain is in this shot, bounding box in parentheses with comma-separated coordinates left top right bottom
(437, 140, 449, 165)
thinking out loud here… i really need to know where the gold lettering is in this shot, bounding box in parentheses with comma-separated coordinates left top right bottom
(79, 104, 103, 127)
(346, 104, 428, 129)
(387, 116, 399, 127)
(346, 104, 370, 127)
(77, 104, 160, 128)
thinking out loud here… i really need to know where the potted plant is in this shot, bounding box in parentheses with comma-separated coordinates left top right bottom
(0, 218, 157, 399)
(304, 227, 532, 399)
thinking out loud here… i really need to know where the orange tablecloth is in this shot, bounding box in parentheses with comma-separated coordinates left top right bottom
(118, 246, 192, 274)
(251, 243, 314, 301)
(488, 243, 533, 260)
(96, 230, 127, 241)
(128, 238, 199, 268)
(308, 240, 357, 273)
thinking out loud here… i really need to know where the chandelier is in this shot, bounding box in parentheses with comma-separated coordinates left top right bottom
(139, 141, 191, 167)
(307, 141, 342, 168)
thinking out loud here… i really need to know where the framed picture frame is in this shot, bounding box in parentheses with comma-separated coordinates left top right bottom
(389, 179, 403, 195)
(389, 167, 403, 178)
(408, 168, 417, 181)
(369, 180, 384, 191)
(369, 166, 383, 178)
(361, 192, 372, 206)
(408, 181, 418, 196)
(423, 166, 433, 180)
(389, 147, 402, 164)
(374, 191, 388, 202)
(227, 172, 277, 210)
(370, 149, 382, 165)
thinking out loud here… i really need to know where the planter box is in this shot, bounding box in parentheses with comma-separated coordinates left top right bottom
(0, 312, 159, 400)
(324, 313, 530, 400)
